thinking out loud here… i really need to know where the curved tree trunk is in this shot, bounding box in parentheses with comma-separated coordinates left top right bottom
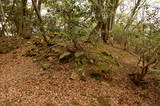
(124, 0, 143, 31)
(31, 0, 49, 44)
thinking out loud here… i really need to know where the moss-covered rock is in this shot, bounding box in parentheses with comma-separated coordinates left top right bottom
(41, 63, 51, 71)
(70, 72, 79, 80)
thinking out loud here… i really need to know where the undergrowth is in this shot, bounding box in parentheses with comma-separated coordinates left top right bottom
(24, 34, 120, 81)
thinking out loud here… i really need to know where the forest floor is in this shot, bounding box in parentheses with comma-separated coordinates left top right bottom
(0, 37, 160, 106)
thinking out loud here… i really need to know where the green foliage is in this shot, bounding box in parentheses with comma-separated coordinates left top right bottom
(44, 0, 91, 40)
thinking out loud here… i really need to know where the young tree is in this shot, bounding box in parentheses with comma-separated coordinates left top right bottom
(31, 0, 49, 44)
(89, 0, 119, 42)
(130, 5, 160, 84)
(124, 0, 145, 31)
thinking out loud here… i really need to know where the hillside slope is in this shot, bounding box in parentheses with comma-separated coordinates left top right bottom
(0, 43, 159, 106)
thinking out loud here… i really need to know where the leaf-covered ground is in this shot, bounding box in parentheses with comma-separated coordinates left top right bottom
(0, 37, 24, 54)
(0, 38, 160, 106)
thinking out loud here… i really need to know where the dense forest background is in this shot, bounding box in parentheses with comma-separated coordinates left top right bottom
(0, 0, 160, 105)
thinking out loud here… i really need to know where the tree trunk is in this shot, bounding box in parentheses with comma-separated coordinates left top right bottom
(17, 0, 27, 36)
(22, 0, 27, 36)
(101, 23, 107, 42)
(31, 0, 42, 22)
(0, 0, 8, 36)
(103, 0, 119, 43)
(124, 0, 143, 31)
(90, 21, 103, 36)
(31, 0, 49, 44)
(89, 0, 119, 43)
(38, 0, 42, 15)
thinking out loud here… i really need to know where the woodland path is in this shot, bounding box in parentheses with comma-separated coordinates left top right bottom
(0, 45, 159, 106)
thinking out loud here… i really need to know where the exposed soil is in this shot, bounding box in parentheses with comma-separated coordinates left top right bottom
(0, 42, 160, 106)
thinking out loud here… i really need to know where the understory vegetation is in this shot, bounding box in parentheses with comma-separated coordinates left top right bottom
(0, 0, 160, 105)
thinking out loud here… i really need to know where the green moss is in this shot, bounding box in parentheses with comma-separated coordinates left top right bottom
(70, 72, 79, 80)
(0, 101, 12, 106)
(70, 100, 80, 106)
(0, 47, 11, 53)
(96, 96, 110, 106)
(41, 64, 51, 70)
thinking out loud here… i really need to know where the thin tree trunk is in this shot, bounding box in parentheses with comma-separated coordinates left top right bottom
(123, 0, 143, 50)
(22, 0, 27, 35)
(17, 0, 27, 36)
(0, 0, 8, 36)
(104, 0, 119, 42)
(124, 0, 143, 31)
(31, 0, 42, 22)
(101, 23, 107, 42)
(90, 21, 103, 36)
(38, 0, 42, 15)
(31, 0, 49, 44)
(89, 0, 103, 40)
(89, 0, 119, 43)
